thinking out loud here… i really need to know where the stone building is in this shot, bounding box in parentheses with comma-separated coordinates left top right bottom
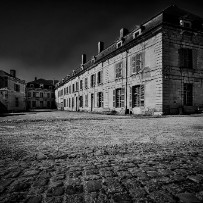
(26, 78, 58, 109)
(55, 5, 203, 115)
(0, 70, 26, 113)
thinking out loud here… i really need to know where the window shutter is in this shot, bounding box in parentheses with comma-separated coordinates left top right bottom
(130, 57, 134, 75)
(97, 92, 99, 107)
(100, 71, 103, 84)
(129, 87, 132, 108)
(140, 85, 145, 106)
(121, 88, 125, 107)
(141, 51, 144, 71)
(113, 89, 116, 107)
(101, 92, 104, 107)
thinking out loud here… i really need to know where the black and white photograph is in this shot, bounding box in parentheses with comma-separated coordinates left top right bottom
(0, 0, 203, 202)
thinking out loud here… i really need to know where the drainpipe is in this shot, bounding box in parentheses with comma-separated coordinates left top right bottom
(125, 50, 129, 114)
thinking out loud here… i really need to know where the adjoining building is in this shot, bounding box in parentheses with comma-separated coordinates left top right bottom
(0, 69, 26, 113)
(26, 78, 58, 110)
(55, 5, 203, 115)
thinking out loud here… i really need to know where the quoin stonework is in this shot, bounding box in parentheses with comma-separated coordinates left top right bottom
(55, 5, 203, 115)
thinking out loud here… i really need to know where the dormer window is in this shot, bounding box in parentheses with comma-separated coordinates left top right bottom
(30, 84, 34, 88)
(180, 20, 191, 28)
(133, 29, 141, 39)
(117, 41, 122, 48)
(49, 86, 52, 90)
(40, 84, 44, 88)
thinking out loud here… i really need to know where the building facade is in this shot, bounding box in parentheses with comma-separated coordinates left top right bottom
(0, 70, 26, 113)
(55, 5, 203, 115)
(26, 78, 57, 109)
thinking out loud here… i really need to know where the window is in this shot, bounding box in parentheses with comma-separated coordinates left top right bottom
(85, 94, 88, 107)
(66, 87, 69, 94)
(180, 20, 191, 28)
(179, 48, 193, 69)
(132, 85, 144, 107)
(79, 96, 83, 107)
(47, 93, 50, 98)
(40, 101, 43, 108)
(30, 84, 34, 88)
(64, 99, 66, 107)
(64, 88, 66, 95)
(76, 82, 79, 92)
(131, 53, 142, 74)
(67, 98, 68, 107)
(72, 97, 74, 108)
(40, 84, 44, 88)
(51, 93, 55, 98)
(97, 71, 103, 85)
(85, 78, 88, 89)
(72, 84, 75, 93)
(49, 86, 52, 90)
(33, 92, 36, 97)
(184, 83, 193, 106)
(61, 89, 63, 96)
(15, 97, 19, 107)
(40, 92, 43, 98)
(47, 101, 50, 108)
(80, 80, 83, 90)
(117, 41, 122, 48)
(14, 84, 20, 92)
(113, 88, 125, 108)
(97, 92, 103, 107)
(133, 29, 141, 38)
(115, 62, 123, 78)
(69, 86, 71, 94)
(69, 98, 71, 108)
(28, 92, 31, 97)
(91, 74, 96, 87)
(32, 101, 36, 108)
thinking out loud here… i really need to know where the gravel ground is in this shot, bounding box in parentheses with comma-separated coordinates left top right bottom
(0, 110, 203, 203)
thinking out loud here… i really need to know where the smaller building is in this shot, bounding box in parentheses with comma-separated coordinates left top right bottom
(26, 78, 58, 109)
(0, 69, 26, 113)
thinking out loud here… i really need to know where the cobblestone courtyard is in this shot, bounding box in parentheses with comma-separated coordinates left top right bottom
(0, 111, 203, 203)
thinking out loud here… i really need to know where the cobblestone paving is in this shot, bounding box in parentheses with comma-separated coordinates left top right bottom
(0, 111, 203, 203)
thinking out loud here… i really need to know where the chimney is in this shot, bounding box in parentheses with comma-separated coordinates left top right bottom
(10, 70, 16, 78)
(120, 28, 129, 39)
(81, 54, 86, 65)
(98, 41, 104, 54)
(35, 77, 37, 81)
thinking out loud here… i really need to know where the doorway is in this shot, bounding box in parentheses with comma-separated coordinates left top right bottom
(91, 94, 94, 111)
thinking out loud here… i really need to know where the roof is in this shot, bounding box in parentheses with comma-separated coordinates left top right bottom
(27, 78, 58, 86)
(56, 5, 203, 89)
(0, 70, 25, 84)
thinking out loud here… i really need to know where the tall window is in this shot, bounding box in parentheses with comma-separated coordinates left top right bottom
(69, 98, 71, 108)
(79, 80, 82, 90)
(66, 87, 69, 94)
(79, 96, 83, 107)
(32, 101, 36, 108)
(64, 99, 66, 107)
(85, 95, 88, 107)
(131, 53, 142, 74)
(97, 71, 103, 85)
(72, 84, 75, 93)
(47, 93, 50, 98)
(14, 84, 20, 92)
(113, 88, 125, 108)
(97, 92, 103, 107)
(28, 92, 31, 97)
(184, 83, 193, 106)
(115, 62, 123, 78)
(40, 92, 43, 98)
(85, 78, 88, 89)
(91, 74, 96, 87)
(72, 97, 74, 108)
(64, 88, 66, 95)
(33, 92, 36, 97)
(132, 85, 144, 107)
(76, 82, 79, 92)
(15, 97, 19, 107)
(179, 48, 193, 69)
(69, 86, 71, 94)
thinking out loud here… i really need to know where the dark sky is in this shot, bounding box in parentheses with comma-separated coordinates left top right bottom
(0, 0, 202, 82)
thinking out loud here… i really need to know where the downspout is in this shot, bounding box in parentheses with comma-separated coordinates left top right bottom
(125, 50, 129, 114)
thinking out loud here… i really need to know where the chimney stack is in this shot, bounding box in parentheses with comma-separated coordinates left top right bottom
(81, 54, 86, 65)
(35, 77, 37, 81)
(120, 28, 129, 39)
(98, 41, 104, 54)
(10, 70, 16, 78)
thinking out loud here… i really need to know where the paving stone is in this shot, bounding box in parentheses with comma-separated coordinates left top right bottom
(103, 178, 124, 194)
(110, 192, 132, 203)
(86, 179, 102, 193)
(27, 195, 42, 203)
(23, 170, 40, 177)
(176, 192, 201, 203)
(187, 175, 203, 183)
(149, 190, 176, 203)
(33, 178, 49, 187)
(65, 194, 85, 203)
(66, 184, 83, 195)
(45, 196, 63, 203)
(47, 186, 65, 196)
